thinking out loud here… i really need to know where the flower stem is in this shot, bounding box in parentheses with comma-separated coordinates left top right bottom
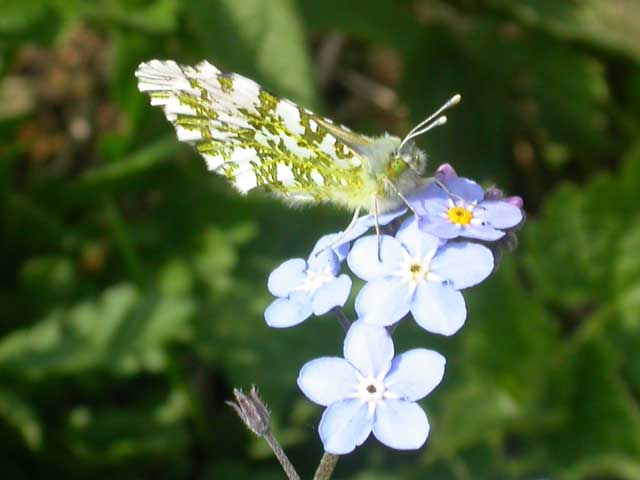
(228, 387, 301, 480)
(263, 431, 301, 480)
(313, 452, 339, 480)
(332, 306, 352, 332)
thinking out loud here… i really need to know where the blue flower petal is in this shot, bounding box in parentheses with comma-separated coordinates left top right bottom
(330, 206, 407, 251)
(298, 357, 357, 406)
(347, 235, 404, 281)
(411, 282, 466, 335)
(384, 349, 446, 401)
(307, 245, 340, 275)
(267, 258, 308, 297)
(396, 217, 444, 257)
(415, 196, 449, 218)
(372, 399, 429, 450)
(443, 177, 484, 202)
(419, 217, 464, 239)
(431, 242, 494, 289)
(408, 181, 447, 207)
(358, 206, 408, 228)
(330, 223, 370, 251)
(343, 321, 394, 377)
(319, 399, 373, 455)
(311, 232, 351, 262)
(476, 200, 523, 229)
(355, 277, 413, 327)
(311, 274, 352, 315)
(463, 224, 505, 241)
(264, 294, 312, 328)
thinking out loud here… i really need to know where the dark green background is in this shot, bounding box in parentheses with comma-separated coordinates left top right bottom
(2, 1, 640, 478)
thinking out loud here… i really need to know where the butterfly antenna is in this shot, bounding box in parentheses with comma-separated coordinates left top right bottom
(398, 93, 461, 152)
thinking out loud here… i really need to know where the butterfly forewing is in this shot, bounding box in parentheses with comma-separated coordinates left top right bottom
(136, 60, 372, 206)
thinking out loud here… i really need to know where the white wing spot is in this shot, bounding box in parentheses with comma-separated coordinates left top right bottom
(255, 131, 270, 146)
(230, 147, 259, 166)
(318, 134, 338, 160)
(136, 60, 198, 95)
(193, 61, 221, 77)
(204, 154, 225, 170)
(231, 76, 261, 111)
(281, 134, 314, 158)
(276, 163, 295, 185)
(309, 119, 318, 132)
(275, 101, 305, 135)
(210, 130, 234, 141)
(165, 96, 197, 116)
(260, 127, 281, 145)
(175, 126, 202, 142)
(310, 170, 324, 186)
(234, 170, 258, 193)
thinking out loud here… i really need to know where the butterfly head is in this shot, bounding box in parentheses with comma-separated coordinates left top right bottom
(389, 142, 427, 177)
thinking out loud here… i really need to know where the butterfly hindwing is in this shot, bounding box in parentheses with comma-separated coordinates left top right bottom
(136, 60, 370, 205)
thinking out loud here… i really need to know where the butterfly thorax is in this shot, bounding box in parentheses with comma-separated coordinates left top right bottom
(354, 135, 428, 212)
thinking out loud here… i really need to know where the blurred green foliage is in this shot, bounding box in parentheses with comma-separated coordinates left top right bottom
(1, 0, 640, 479)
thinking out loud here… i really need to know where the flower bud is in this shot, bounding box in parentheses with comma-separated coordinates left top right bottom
(227, 386, 271, 436)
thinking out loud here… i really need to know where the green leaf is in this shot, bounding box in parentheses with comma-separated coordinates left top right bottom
(0, 388, 42, 449)
(0, 283, 195, 377)
(523, 143, 640, 309)
(298, 0, 420, 49)
(541, 340, 640, 478)
(63, 0, 180, 33)
(184, 0, 316, 107)
(65, 389, 189, 463)
(0, 0, 49, 33)
(492, 0, 640, 62)
(402, 17, 610, 183)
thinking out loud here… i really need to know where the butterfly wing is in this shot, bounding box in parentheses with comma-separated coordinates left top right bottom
(135, 60, 373, 206)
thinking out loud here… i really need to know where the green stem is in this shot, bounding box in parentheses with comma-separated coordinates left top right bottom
(104, 199, 147, 286)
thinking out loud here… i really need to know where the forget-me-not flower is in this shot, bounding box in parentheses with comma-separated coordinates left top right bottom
(348, 218, 493, 335)
(265, 234, 352, 328)
(331, 205, 408, 250)
(412, 167, 523, 241)
(298, 321, 445, 454)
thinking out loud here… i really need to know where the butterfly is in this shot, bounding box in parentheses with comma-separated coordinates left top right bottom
(135, 60, 460, 232)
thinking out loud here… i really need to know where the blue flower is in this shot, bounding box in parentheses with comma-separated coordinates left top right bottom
(331, 206, 407, 250)
(412, 169, 523, 241)
(265, 234, 352, 328)
(297, 321, 445, 454)
(348, 218, 493, 335)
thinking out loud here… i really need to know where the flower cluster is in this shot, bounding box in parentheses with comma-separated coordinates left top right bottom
(264, 164, 523, 454)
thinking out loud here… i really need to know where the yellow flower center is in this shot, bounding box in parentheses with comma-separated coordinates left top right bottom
(408, 263, 425, 283)
(447, 206, 473, 225)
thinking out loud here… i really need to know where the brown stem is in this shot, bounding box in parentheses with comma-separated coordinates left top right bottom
(313, 452, 340, 480)
(332, 306, 351, 332)
(263, 432, 301, 480)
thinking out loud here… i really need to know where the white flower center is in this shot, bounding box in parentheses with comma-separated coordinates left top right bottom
(393, 248, 443, 292)
(294, 266, 334, 294)
(350, 371, 400, 415)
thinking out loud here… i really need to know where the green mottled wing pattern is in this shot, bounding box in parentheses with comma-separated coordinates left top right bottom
(135, 60, 370, 206)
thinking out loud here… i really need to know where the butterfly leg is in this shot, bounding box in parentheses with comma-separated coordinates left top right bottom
(436, 178, 465, 203)
(316, 206, 362, 256)
(372, 194, 383, 262)
(383, 177, 420, 218)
